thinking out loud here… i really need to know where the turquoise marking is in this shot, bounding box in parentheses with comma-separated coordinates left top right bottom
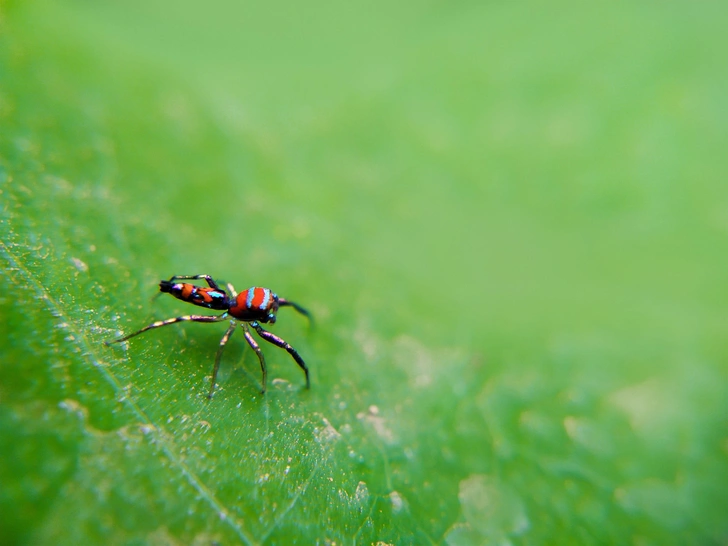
(246, 288, 255, 309)
(260, 288, 271, 310)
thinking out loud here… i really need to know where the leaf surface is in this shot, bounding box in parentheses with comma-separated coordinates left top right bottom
(2, 2, 728, 544)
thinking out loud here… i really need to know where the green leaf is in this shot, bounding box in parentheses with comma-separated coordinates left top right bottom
(2, 1, 728, 544)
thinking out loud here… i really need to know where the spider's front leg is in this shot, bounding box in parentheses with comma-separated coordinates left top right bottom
(251, 321, 310, 389)
(277, 298, 313, 326)
(242, 323, 268, 394)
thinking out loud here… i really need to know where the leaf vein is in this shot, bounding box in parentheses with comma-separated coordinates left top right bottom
(0, 240, 259, 546)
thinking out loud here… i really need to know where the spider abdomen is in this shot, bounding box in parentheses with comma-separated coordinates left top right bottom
(159, 280, 230, 310)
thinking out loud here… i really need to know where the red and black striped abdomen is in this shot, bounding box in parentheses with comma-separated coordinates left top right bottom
(159, 281, 230, 310)
(229, 287, 278, 322)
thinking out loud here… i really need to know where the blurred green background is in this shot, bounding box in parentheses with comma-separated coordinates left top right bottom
(1, 0, 727, 544)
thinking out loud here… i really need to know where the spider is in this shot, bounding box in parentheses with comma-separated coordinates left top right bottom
(105, 274, 311, 398)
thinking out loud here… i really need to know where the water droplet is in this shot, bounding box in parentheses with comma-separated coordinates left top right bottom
(140, 424, 156, 435)
(458, 474, 529, 538)
(355, 481, 369, 505)
(71, 257, 89, 273)
(389, 491, 405, 513)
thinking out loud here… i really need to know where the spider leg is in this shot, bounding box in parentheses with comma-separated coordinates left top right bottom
(166, 274, 224, 291)
(105, 314, 228, 344)
(242, 323, 267, 394)
(251, 321, 310, 389)
(208, 320, 237, 400)
(277, 298, 314, 328)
